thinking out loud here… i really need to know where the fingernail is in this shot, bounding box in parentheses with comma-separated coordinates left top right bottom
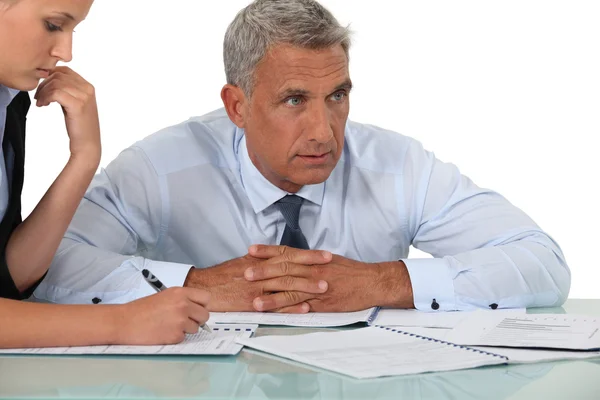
(254, 298, 264, 310)
(321, 251, 332, 259)
(302, 303, 309, 312)
(245, 268, 254, 280)
(248, 245, 257, 253)
(318, 280, 328, 291)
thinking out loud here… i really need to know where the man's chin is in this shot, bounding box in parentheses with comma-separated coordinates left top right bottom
(292, 168, 335, 186)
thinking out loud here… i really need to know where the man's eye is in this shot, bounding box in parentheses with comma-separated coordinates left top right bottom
(331, 92, 346, 101)
(285, 97, 303, 107)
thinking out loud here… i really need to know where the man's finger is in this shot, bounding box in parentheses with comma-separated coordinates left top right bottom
(273, 302, 310, 314)
(245, 262, 305, 281)
(248, 245, 332, 264)
(248, 245, 288, 258)
(260, 276, 328, 294)
(253, 291, 315, 312)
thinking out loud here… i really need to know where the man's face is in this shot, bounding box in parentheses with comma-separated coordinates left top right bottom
(241, 44, 351, 193)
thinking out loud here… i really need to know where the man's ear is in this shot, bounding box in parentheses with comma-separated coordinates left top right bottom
(221, 84, 248, 128)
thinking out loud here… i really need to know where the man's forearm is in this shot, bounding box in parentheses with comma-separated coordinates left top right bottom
(6, 155, 99, 292)
(375, 261, 415, 309)
(184, 259, 248, 289)
(183, 267, 211, 289)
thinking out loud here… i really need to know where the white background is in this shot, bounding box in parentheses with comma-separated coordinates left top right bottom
(22, 1, 599, 298)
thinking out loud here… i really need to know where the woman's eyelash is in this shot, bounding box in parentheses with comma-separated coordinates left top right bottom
(45, 21, 62, 32)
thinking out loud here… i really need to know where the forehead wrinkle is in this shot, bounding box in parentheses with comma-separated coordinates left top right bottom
(274, 64, 349, 96)
(286, 62, 348, 80)
(256, 45, 349, 100)
(280, 55, 347, 75)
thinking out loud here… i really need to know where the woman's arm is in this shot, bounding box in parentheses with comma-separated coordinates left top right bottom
(5, 66, 101, 292)
(0, 287, 211, 348)
(6, 154, 98, 292)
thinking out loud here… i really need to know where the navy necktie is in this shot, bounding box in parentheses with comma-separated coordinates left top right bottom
(276, 195, 309, 250)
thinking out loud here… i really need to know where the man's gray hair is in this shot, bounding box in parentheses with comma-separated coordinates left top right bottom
(224, 0, 351, 96)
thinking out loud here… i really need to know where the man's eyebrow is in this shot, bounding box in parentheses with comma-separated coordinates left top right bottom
(278, 88, 311, 99)
(332, 80, 353, 92)
(277, 80, 353, 99)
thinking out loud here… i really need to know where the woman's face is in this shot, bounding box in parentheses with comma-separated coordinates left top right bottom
(0, 0, 93, 90)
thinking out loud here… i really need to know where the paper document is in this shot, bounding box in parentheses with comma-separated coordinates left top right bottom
(0, 324, 258, 356)
(401, 327, 600, 364)
(237, 326, 507, 379)
(374, 308, 525, 329)
(446, 313, 600, 350)
(208, 307, 379, 327)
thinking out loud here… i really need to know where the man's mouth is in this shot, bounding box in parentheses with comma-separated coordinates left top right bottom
(297, 152, 331, 164)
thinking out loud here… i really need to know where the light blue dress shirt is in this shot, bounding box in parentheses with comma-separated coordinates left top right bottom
(0, 85, 21, 222)
(34, 108, 571, 310)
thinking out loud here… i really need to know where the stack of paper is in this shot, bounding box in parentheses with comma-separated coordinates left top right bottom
(400, 326, 600, 364)
(373, 308, 525, 328)
(0, 324, 258, 356)
(208, 307, 527, 329)
(236, 312, 600, 379)
(445, 313, 600, 350)
(208, 307, 379, 327)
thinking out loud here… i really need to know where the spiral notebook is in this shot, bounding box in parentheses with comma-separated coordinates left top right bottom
(208, 307, 380, 327)
(237, 325, 508, 379)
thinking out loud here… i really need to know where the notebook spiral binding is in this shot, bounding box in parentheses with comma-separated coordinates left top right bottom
(367, 307, 381, 325)
(374, 325, 509, 361)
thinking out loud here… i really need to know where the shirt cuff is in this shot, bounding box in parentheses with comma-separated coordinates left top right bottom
(134, 259, 194, 298)
(402, 258, 456, 311)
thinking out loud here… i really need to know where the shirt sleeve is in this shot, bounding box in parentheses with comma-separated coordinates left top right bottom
(33, 146, 193, 305)
(400, 140, 570, 311)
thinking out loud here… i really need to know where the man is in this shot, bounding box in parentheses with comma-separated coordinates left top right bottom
(34, 0, 570, 313)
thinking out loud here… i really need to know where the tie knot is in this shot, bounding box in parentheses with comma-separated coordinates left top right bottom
(276, 195, 304, 230)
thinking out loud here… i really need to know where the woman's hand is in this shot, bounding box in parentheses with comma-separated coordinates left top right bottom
(34, 66, 101, 167)
(115, 288, 211, 345)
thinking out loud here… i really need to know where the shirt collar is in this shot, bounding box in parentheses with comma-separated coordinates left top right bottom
(0, 85, 20, 110)
(237, 130, 325, 214)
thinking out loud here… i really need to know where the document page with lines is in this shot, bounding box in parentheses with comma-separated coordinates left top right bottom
(401, 326, 600, 364)
(0, 324, 257, 356)
(445, 314, 600, 350)
(374, 308, 525, 328)
(237, 326, 507, 379)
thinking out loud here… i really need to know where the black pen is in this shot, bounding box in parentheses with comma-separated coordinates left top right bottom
(142, 269, 212, 333)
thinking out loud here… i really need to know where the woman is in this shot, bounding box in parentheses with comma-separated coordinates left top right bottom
(0, 0, 209, 348)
